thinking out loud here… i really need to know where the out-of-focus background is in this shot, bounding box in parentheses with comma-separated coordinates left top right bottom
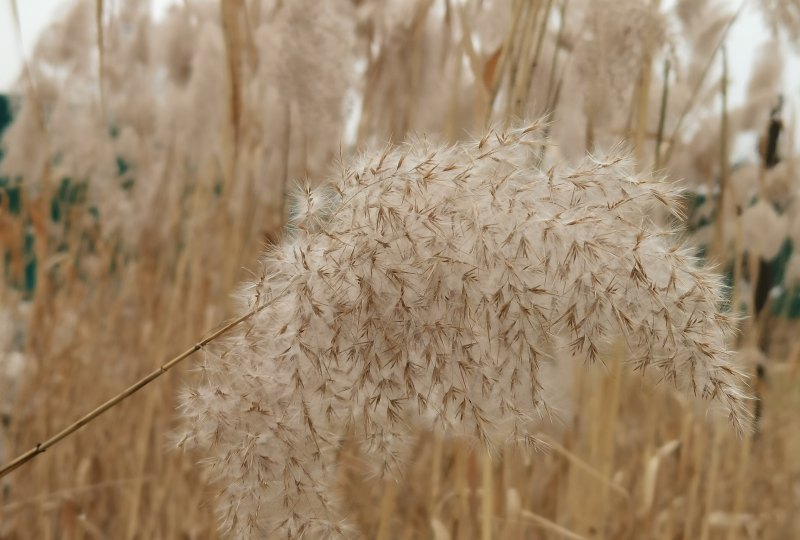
(0, 0, 799, 538)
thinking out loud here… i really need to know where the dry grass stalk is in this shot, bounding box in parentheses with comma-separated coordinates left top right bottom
(481, 450, 494, 540)
(662, 2, 745, 165)
(0, 305, 269, 480)
(654, 58, 670, 170)
(711, 46, 731, 262)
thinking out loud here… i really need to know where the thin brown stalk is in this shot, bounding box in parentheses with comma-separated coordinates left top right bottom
(654, 58, 671, 170)
(404, 0, 436, 134)
(634, 65, 652, 168)
(446, 37, 463, 141)
(125, 264, 193, 540)
(375, 478, 397, 540)
(524, 0, 554, 103)
(790, 343, 800, 377)
(593, 347, 624, 540)
(545, 0, 569, 113)
(538, 434, 629, 500)
(634, 0, 659, 170)
(221, 0, 244, 192)
(0, 476, 155, 513)
(0, 301, 276, 480)
(504, 0, 536, 124)
(747, 252, 762, 346)
(699, 429, 724, 540)
(712, 45, 730, 262)
(455, 445, 471, 523)
(481, 450, 494, 540)
(486, 0, 527, 124)
(96, 0, 105, 117)
(682, 424, 706, 539)
(429, 433, 444, 517)
(510, 0, 542, 118)
(239, 0, 259, 71)
(277, 100, 292, 223)
(725, 435, 752, 540)
(521, 510, 588, 540)
(662, 1, 746, 165)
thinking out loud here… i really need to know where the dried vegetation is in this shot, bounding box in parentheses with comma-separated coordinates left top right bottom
(0, 0, 798, 538)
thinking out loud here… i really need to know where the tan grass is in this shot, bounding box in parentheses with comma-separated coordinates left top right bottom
(0, 0, 798, 538)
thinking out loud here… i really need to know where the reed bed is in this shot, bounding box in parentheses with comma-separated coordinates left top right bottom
(0, 0, 798, 538)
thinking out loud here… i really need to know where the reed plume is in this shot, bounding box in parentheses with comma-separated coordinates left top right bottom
(179, 121, 750, 538)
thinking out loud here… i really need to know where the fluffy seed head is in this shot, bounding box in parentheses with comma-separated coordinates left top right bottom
(179, 122, 750, 538)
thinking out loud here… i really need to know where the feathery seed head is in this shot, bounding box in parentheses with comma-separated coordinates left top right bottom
(180, 122, 751, 538)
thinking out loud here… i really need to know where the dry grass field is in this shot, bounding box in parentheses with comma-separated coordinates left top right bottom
(0, 0, 799, 538)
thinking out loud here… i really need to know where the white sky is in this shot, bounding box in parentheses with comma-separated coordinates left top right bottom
(0, 0, 176, 90)
(1, 0, 67, 90)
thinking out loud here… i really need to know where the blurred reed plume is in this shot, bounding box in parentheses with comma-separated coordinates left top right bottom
(0, 0, 798, 538)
